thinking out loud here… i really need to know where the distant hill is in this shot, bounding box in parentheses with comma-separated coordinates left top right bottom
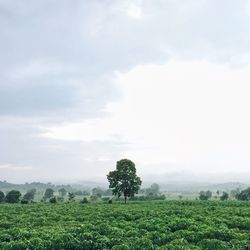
(0, 180, 248, 195)
(0, 181, 73, 193)
(159, 181, 248, 193)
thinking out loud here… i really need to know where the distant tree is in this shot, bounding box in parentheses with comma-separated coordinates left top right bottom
(92, 187, 104, 198)
(199, 191, 207, 200)
(199, 190, 212, 200)
(107, 159, 142, 204)
(146, 183, 160, 196)
(58, 188, 67, 197)
(236, 187, 250, 201)
(81, 197, 88, 203)
(216, 190, 220, 196)
(178, 195, 183, 200)
(0, 191, 5, 202)
(230, 188, 241, 199)
(206, 190, 212, 199)
(220, 191, 229, 201)
(5, 190, 21, 203)
(23, 189, 36, 201)
(44, 188, 54, 200)
(68, 192, 75, 201)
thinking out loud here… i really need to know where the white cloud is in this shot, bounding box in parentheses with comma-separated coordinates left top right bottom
(41, 60, 250, 174)
(0, 164, 33, 171)
(126, 2, 142, 19)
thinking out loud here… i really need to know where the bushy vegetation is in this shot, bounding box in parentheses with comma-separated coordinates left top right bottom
(236, 187, 250, 201)
(0, 201, 250, 249)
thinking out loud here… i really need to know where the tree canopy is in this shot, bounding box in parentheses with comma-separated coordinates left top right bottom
(0, 190, 5, 202)
(236, 187, 250, 201)
(5, 190, 21, 203)
(107, 159, 142, 203)
(44, 188, 54, 200)
(199, 190, 212, 200)
(23, 189, 36, 201)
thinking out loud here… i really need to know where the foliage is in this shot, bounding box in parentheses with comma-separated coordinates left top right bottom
(199, 190, 212, 200)
(49, 197, 57, 203)
(107, 159, 142, 203)
(236, 187, 250, 201)
(130, 195, 165, 201)
(220, 192, 229, 201)
(90, 195, 98, 202)
(23, 188, 36, 201)
(68, 192, 75, 201)
(5, 190, 21, 203)
(81, 197, 88, 203)
(21, 199, 29, 204)
(0, 201, 250, 249)
(44, 188, 54, 200)
(0, 190, 5, 202)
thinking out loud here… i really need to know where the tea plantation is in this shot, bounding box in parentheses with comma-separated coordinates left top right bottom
(0, 201, 250, 249)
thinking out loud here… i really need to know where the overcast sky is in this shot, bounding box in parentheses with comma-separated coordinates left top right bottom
(1, 0, 250, 183)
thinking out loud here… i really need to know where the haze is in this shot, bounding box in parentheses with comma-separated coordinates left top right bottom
(1, 0, 250, 184)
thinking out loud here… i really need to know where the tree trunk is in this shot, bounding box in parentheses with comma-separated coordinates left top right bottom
(124, 196, 127, 204)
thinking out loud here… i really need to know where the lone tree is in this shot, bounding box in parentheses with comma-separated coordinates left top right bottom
(107, 159, 142, 204)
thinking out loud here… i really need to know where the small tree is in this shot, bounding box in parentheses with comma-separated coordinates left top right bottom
(44, 188, 54, 200)
(178, 195, 183, 200)
(220, 191, 229, 201)
(68, 192, 75, 201)
(0, 191, 5, 202)
(146, 183, 160, 196)
(5, 190, 21, 203)
(199, 190, 212, 200)
(107, 159, 142, 204)
(81, 197, 88, 203)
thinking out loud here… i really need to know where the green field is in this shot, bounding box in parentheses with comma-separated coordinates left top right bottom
(1, 201, 250, 249)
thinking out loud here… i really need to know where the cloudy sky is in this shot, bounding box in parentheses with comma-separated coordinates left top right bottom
(1, 0, 250, 183)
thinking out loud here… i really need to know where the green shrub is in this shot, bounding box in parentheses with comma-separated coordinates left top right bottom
(21, 199, 29, 204)
(49, 197, 57, 203)
(81, 197, 88, 203)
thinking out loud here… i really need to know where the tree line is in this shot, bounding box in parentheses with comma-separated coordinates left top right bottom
(1, 159, 250, 204)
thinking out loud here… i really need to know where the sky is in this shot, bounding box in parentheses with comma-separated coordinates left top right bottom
(1, 0, 250, 183)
